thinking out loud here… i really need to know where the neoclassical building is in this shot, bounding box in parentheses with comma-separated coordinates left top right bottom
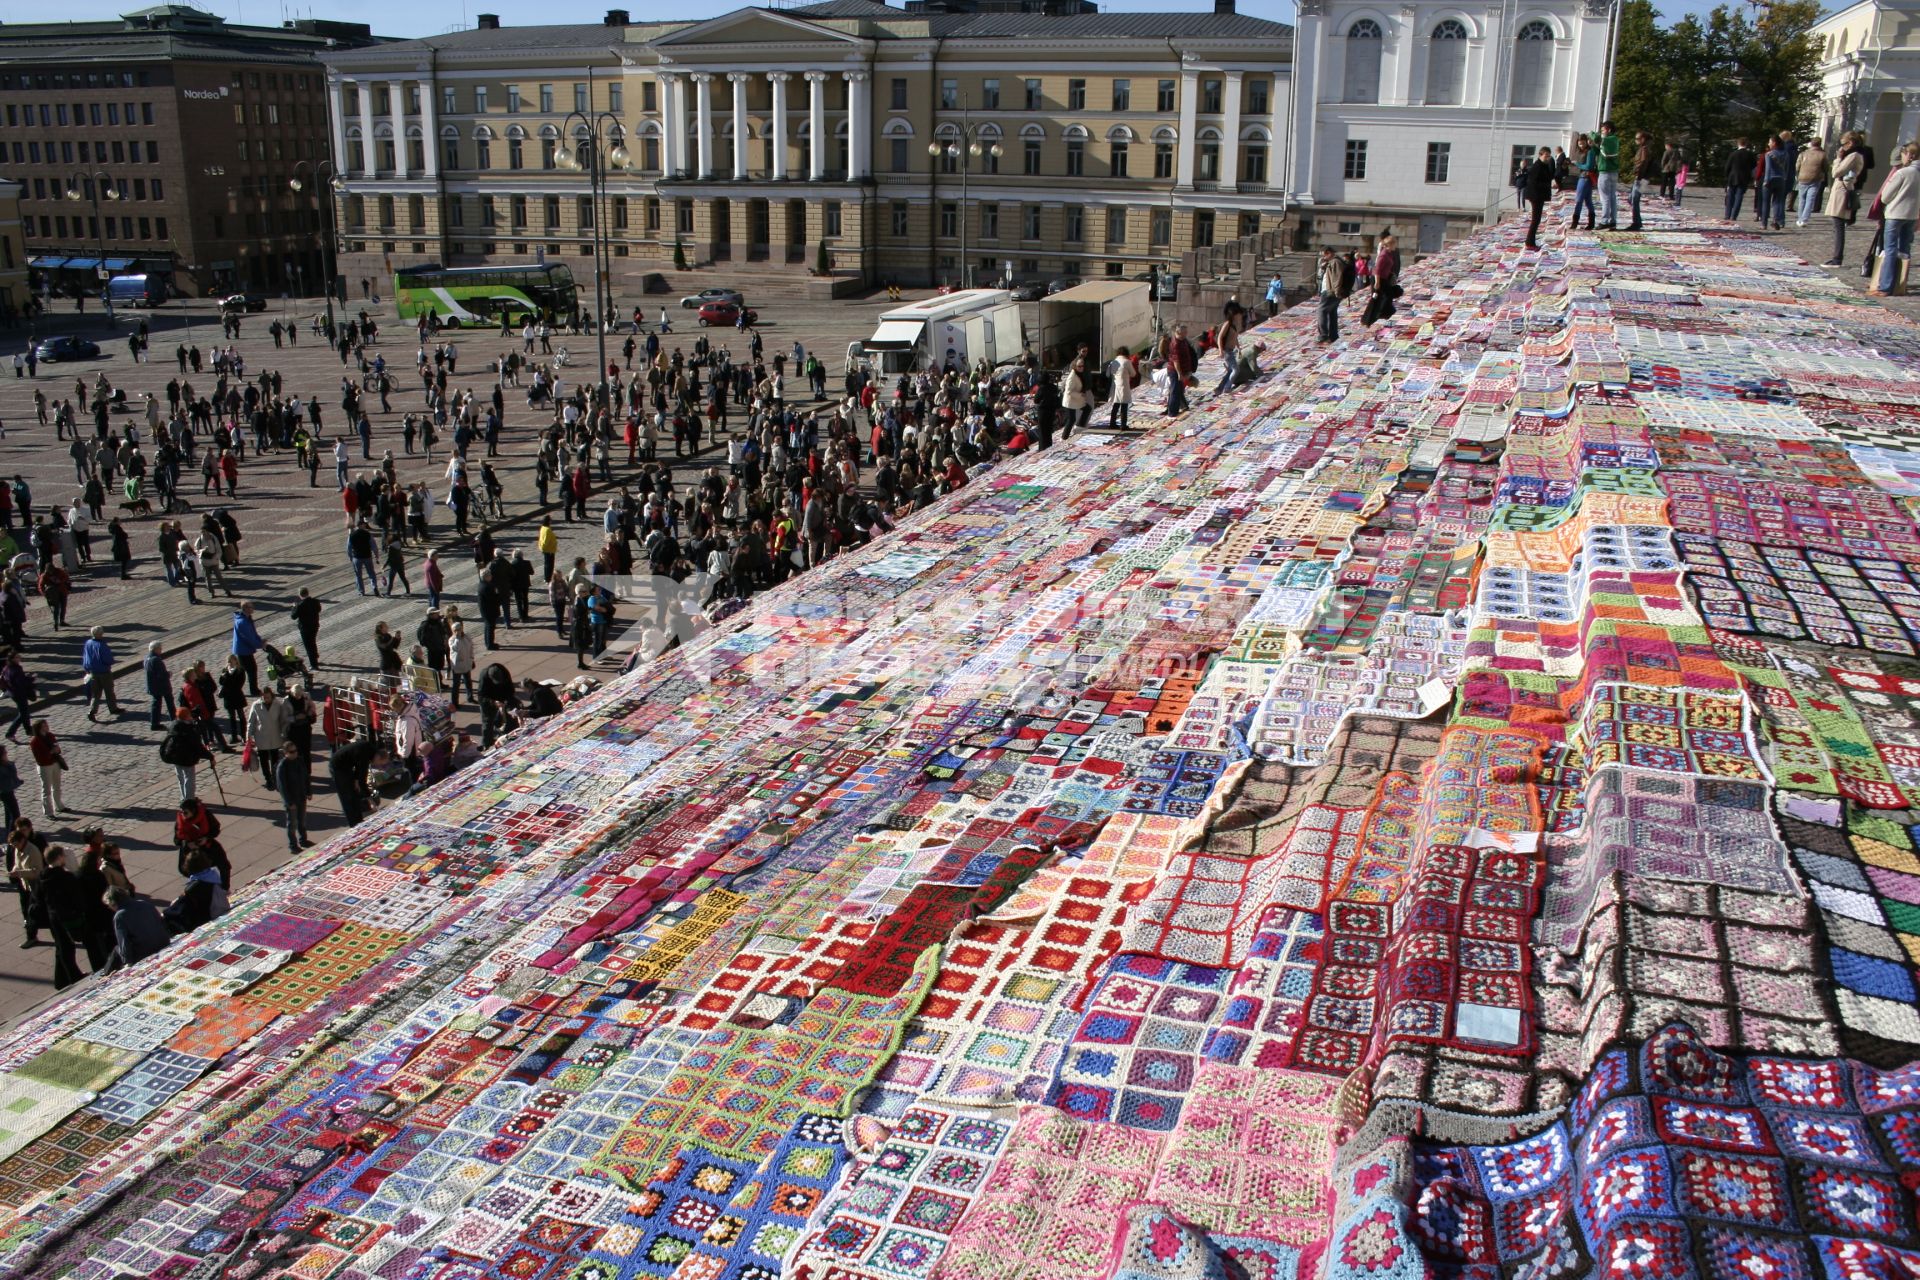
(318, 0, 1610, 292)
(1814, 0, 1920, 160)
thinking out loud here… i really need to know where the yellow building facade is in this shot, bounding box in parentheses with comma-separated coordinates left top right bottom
(320, 2, 1292, 295)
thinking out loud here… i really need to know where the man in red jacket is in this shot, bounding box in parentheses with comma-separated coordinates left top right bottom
(1160, 325, 1196, 418)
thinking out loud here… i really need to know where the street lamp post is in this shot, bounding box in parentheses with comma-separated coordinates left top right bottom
(928, 99, 1002, 291)
(288, 159, 345, 339)
(63, 170, 123, 321)
(557, 109, 630, 413)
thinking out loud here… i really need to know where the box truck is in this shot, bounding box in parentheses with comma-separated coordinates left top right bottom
(848, 289, 1027, 377)
(1036, 281, 1153, 369)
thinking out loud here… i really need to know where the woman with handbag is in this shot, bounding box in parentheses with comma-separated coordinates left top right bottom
(1825, 135, 1867, 268)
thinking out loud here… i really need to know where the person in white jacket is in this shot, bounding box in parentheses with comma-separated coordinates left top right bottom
(245, 688, 290, 793)
(1106, 349, 1139, 430)
(389, 691, 425, 787)
(1061, 359, 1093, 438)
(1872, 144, 1920, 296)
(448, 622, 476, 710)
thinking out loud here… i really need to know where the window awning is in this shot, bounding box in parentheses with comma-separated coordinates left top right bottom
(64, 257, 101, 270)
(865, 319, 924, 351)
(28, 256, 68, 269)
(102, 258, 135, 271)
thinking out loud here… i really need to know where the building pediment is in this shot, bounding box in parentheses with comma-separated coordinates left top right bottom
(649, 8, 869, 51)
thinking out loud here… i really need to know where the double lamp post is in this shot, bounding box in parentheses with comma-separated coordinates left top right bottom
(929, 99, 1001, 291)
(557, 108, 629, 412)
(64, 169, 123, 319)
(289, 159, 345, 337)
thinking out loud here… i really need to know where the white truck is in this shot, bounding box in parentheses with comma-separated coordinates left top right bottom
(1036, 281, 1154, 369)
(848, 289, 1027, 377)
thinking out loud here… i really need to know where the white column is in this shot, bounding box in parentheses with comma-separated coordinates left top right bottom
(420, 75, 438, 178)
(844, 71, 869, 179)
(672, 75, 690, 177)
(1900, 91, 1920, 148)
(1287, 6, 1322, 204)
(806, 71, 827, 180)
(328, 78, 349, 174)
(390, 80, 408, 179)
(1220, 71, 1242, 190)
(1175, 68, 1198, 189)
(657, 72, 679, 176)
(356, 81, 376, 177)
(769, 72, 790, 179)
(729, 73, 750, 179)
(693, 72, 715, 178)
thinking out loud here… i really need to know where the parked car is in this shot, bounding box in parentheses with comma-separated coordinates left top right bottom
(680, 288, 744, 310)
(219, 293, 268, 313)
(33, 336, 101, 362)
(1010, 281, 1048, 301)
(698, 300, 758, 327)
(1045, 277, 1083, 296)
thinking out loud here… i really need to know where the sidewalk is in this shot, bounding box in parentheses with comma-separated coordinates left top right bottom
(1684, 185, 1920, 323)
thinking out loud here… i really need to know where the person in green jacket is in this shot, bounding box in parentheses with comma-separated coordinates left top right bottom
(1596, 119, 1622, 229)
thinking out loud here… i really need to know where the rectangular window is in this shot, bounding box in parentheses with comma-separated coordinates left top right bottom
(980, 202, 998, 240)
(613, 196, 628, 229)
(891, 200, 909, 236)
(1150, 207, 1170, 247)
(476, 138, 491, 168)
(378, 194, 395, 228)
(1425, 141, 1451, 183)
(824, 200, 841, 237)
(1024, 139, 1042, 175)
(444, 137, 460, 170)
(509, 138, 523, 169)
(1111, 142, 1128, 177)
(106, 103, 118, 125)
(475, 86, 489, 112)
(1244, 144, 1268, 184)
(1112, 79, 1131, 111)
(982, 144, 999, 175)
(409, 194, 425, 229)
(443, 85, 457, 114)
(574, 83, 588, 113)
(1193, 210, 1214, 247)
(1344, 139, 1368, 180)
(1337, 219, 1362, 234)
(941, 202, 958, 238)
(941, 78, 959, 110)
(544, 195, 560, 229)
(1198, 141, 1219, 182)
(1024, 78, 1041, 110)
(1201, 79, 1222, 113)
(1068, 78, 1086, 110)
(1107, 206, 1127, 246)
(449, 197, 465, 227)
(890, 78, 907, 110)
(1064, 205, 1083, 243)
(510, 195, 527, 227)
(677, 200, 693, 234)
(1154, 141, 1174, 178)
(267, 103, 280, 124)
(642, 137, 659, 171)
(981, 78, 1000, 110)
(1157, 79, 1176, 113)
(1022, 204, 1040, 240)
(1066, 140, 1084, 176)
(506, 85, 520, 113)
(645, 197, 660, 231)
(112, 141, 125, 163)
(539, 84, 554, 113)
(542, 137, 556, 169)
(642, 82, 655, 111)
(609, 84, 622, 114)
(578, 195, 594, 229)
(1249, 78, 1270, 114)
(890, 137, 908, 172)
(138, 217, 151, 239)
(142, 102, 154, 125)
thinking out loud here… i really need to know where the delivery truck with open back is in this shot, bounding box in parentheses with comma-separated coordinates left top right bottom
(848, 289, 1026, 377)
(1036, 281, 1154, 371)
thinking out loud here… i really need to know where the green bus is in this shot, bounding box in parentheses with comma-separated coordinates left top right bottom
(392, 263, 578, 329)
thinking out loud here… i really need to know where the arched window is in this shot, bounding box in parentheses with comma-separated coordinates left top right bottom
(1345, 18, 1383, 104)
(1426, 19, 1468, 105)
(1511, 20, 1555, 107)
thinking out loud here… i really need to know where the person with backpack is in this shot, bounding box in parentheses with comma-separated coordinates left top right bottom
(158, 709, 209, 801)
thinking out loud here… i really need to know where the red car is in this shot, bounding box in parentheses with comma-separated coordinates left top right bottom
(697, 300, 758, 327)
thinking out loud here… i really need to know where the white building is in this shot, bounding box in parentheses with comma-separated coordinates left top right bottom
(1815, 0, 1920, 159)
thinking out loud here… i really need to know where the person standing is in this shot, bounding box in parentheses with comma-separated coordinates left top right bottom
(448, 621, 476, 709)
(159, 709, 209, 801)
(1315, 248, 1342, 344)
(1796, 135, 1828, 229)
(143, 642, 175, 730)
(1628, 130, 1659, 232)
(537, 518, 559, 581)
(1, 652, 34, 744)
(1825, 134, 1866, 267)
(1872, 144, 1920, 296)
(1723, 136, 1756, 221)
(1263, 271, 1284, 321)
(0, 747, 19, 832)
(38, 847, 86, 988)
(1595, 119, 1622, 229)
(1362, 235, 1402, 325)
(1659, 140, 1680, 200)
(230, 601, 265, 696)
(291, 588, 323, 668)
(1570, 133, 1598, 230)
(81, 626, 119, 721)
(1523, 146, 1556, 249)
(1033, 372, 1060, 450)
(27, 722, 65, 819)
(1211, 303, 1247, 398)
(1106, 348, 1138, 429)
(1159, 325, 1196, 417)
(347, 519, 377, 595)
(1760, 136, 1792, 230)
(275, 749, 311, 853)
(245, 686, 289, 793)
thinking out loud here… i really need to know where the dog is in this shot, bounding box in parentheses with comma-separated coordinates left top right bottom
(118, 498, 154, 517)
(164, 496, 193, 515)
